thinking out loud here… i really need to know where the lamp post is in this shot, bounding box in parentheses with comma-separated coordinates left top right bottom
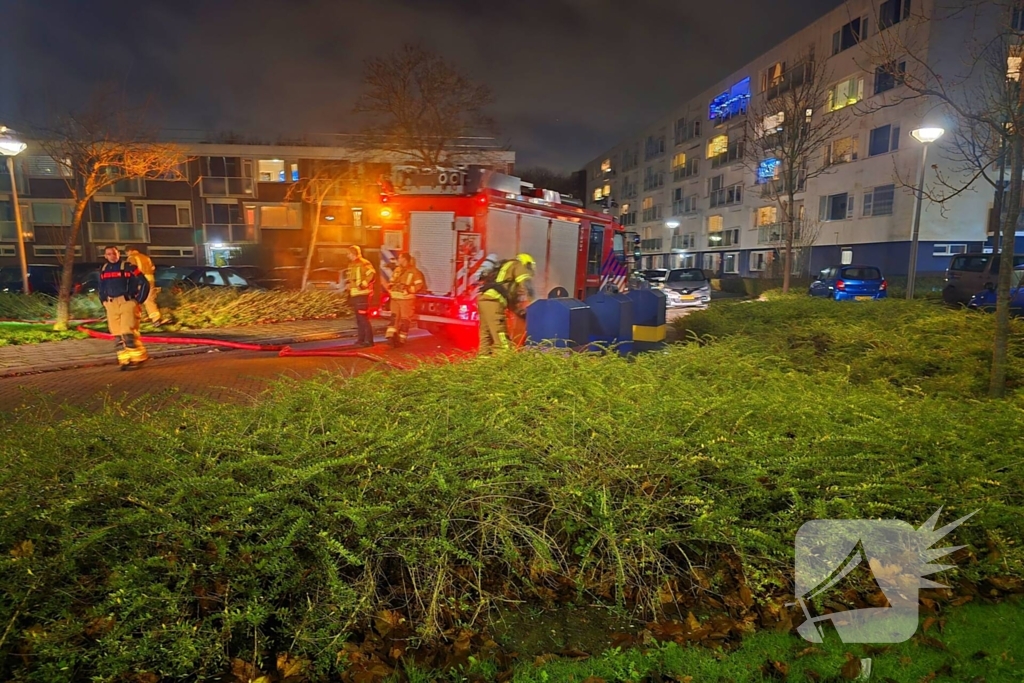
(906, 127, 945, 300)
(0, 127, 29, 294)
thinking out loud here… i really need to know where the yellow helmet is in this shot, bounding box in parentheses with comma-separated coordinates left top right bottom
(516, 253, 536, 268)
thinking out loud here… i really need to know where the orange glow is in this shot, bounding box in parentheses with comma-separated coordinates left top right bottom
(380, 207, 393, 219)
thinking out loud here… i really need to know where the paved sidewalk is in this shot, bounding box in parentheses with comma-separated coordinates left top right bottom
(0, 318, 375, 378)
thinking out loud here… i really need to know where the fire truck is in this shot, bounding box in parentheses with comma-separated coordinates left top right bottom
(374, 166, 635, 341)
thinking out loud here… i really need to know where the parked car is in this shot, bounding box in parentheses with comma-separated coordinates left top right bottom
(942, 252, 1024, 305)
(154, 266, 194, 288)
(809, 265, 888, 301)
(640, 268, 712, 307)
(306, 267, 346, 291)
(177, 267, 263, 290)
(967, 264, 1024, 315)
(0, 264, 63, 295)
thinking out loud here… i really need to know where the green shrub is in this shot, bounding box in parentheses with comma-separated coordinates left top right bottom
(0, 293, 105, 322)
(0, 323, 85, 346)
(158, 288, 351, 329)
(1, 338, 1021, 680)
(674, 297, 1024, 397)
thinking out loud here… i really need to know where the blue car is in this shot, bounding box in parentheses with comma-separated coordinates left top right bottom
(967, 264, 1024, 314)
(809, 265, 888, 301)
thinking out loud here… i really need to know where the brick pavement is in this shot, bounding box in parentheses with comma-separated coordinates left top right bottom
(0, 318, 377, 378)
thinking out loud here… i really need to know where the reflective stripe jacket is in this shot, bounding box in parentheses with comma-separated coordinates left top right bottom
(389, 265, 425, 300)
(478, 259, 534, 306)
(99, 261, 150, 303)
(346, 257, 376, 297)
(127, 252, 156, 278)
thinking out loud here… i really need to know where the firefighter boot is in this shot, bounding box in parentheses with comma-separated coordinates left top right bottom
(124, 334, 149, 367)
(116, 338, 132, 369)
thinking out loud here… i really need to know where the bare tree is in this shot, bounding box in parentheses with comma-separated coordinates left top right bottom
(34, 90, 186, 330)
(860, 0, 1021, 397)
(743, 52, 851, 293)
(354, 44, 496, 167)
(286, 161, 356, 290)
(759, 217, 824, 280)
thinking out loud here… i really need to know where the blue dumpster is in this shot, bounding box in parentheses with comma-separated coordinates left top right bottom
(626, 288, 667, 351)
(526, 298, 591, 348)
(585, 292, 634, 354)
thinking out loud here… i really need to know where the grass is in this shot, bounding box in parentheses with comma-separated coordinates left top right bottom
(406, 600, 1024, 682)
(0, 322, 86, 346)
(0, 298, 1022, 681)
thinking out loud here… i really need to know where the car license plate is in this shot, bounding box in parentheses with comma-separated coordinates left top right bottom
(855, 295, 872, 301)
(680, 295, 695, 301)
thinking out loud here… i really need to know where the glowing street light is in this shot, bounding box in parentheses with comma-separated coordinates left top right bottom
(0, 126, 30, 294)
(906, 126, 945, 300)
(665, 220, 680, 229)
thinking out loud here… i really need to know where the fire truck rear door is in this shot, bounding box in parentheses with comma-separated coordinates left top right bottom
(409, 211, 456, 295)
(548, 218, 578, 298)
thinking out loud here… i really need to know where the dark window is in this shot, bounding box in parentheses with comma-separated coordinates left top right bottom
(874, 61, 906, 94)
(842, 267, 882, 280)
(879, 0, 911, 30)
(147, 204, 179, 226)
(990, 255, 1024, 274)
(587, 225, 605, 275)
(869, 125, 900, 156)
(820, 193, 852, 221)
(958, 255, 991, 273)
(92, 202, 129, 222)
(833, 17, 867, 55)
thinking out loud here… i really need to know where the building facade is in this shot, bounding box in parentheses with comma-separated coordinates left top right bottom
(0, 137, 513, 273)
(585, 0, 1007, 279)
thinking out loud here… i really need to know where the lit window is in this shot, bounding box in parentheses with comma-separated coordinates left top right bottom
(258, 159, 287, 182)
(756, 206, 778, 226)
(760, 111, 785, 136)
(601, 159, 612, 172)
(707, 135, 729, 159)
(593, 187, 604, 201)
(603, 183, 611, 196)
(1009, 45, 1023, 82)
(259, 205, 301, 229)
(672, 152, 687, 170)
(826, 135, 859, 165)
(828, 77, 865, 111)
(709, 78, 751, 121)
(642, 197, 654, 210)
(757, 158, 781, 184)
(708, 215, 724, 232)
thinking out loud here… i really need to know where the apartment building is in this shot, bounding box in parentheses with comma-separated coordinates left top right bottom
(0, 136, 513, 272)
(586, 0, 1002, 279)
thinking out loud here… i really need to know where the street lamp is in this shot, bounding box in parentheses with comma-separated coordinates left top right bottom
(665, 220, 680, 229)
(906, 126, 945, 300)
(0, 126, 29, 294)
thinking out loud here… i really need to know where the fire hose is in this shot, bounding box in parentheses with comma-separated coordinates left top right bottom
(74, 323, 413, 370)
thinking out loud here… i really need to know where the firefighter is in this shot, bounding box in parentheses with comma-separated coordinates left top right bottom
(125, 246, 164, 326)
(476, 253, 536, 356)
(346, 245, 376, 347)
(386, 252, 424, 347)
(98, 245, 151, 369)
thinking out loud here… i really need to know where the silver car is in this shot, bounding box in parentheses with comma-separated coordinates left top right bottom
(642, 268, 711, 307)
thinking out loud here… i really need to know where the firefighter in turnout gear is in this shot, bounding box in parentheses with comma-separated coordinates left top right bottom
(126, 246, 164, 326)
(98, 246, 151, 369)
(346, 245, 377, 347)
(476, 253, 536, 356)
(386, 252, 424, 347)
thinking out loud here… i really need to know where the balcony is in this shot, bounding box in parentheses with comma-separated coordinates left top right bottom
(757, 221, 804, 245)
(203, 223, 257, 243)
(201, 176, 255, 197)
(759, 174, 807, 197)
(640, 238, 664, 251)
(765, 62, 813, 101)
(95, 178, 145, 196)
(88, 222, 150, 243)
(671, 235, 695, 250)
(0, 221, 34, 242)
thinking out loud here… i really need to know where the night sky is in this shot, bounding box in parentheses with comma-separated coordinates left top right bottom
(3, 0, 842, 172)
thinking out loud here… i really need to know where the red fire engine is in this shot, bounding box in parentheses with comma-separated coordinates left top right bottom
(374, 167, 633, 340)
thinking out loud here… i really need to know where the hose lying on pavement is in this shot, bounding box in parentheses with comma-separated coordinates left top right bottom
(75, 324, 412, 370)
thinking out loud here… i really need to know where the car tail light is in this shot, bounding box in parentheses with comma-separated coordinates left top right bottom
(879, 279, 887, 291)
(835, 279, 846, 291)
